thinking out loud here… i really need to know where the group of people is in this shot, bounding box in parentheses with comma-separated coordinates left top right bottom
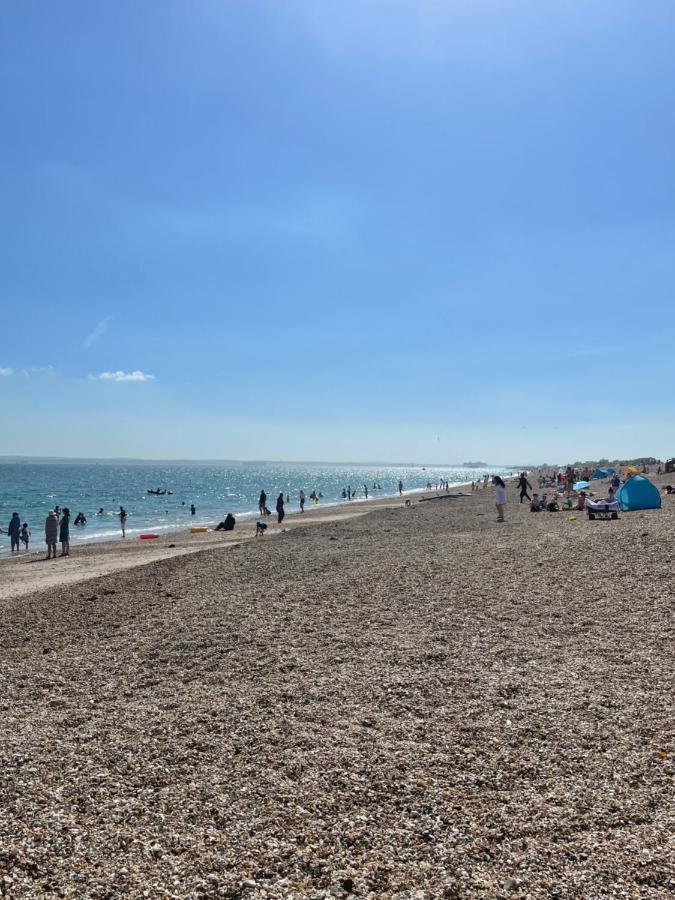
(471, 475, 492, 491)
(529, 491, 587, 513)
(4, 507, 71, 558)
(2, 513, 31, 552)
(426, 480, 450, 491)
(256, 479, 407, 525)
(341, 483, 382, 500)
(3, 504, 129, 559)
(258, 490, 288, 524)
(491, 472, 557, 521)
(491, 466, 630, 522)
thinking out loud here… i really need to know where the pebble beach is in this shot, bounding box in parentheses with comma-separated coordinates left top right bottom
(0, 477, 673, 898)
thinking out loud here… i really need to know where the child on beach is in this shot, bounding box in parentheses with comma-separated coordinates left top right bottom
(20, 523, 30, 550)
(492, 476, 507, 522)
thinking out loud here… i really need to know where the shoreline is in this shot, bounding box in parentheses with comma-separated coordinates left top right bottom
(0, 465, 516, 558)
(0, 480, 483, 601)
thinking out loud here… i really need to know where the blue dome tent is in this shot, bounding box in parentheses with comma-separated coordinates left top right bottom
(615, 475, 661, 511)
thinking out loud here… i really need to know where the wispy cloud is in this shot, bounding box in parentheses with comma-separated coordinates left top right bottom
(93, 370, 155, 383)
(83, 316, 112, 349)
(20, 365, 55, 377)
(0, 367, 13, 376)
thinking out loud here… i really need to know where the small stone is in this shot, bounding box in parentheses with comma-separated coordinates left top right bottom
(149, 843, 163, 858)
(443, 880, 461, 899)
(504, 878, 519, 892)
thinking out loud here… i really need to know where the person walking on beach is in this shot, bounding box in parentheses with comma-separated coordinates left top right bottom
(59, 507, 70, 557)
(8, 512, 21, 553)
(20, 522, 30, 550)
(119, 506, 127, 538)
(517, 472, 532, 503)
(398, 479, 403, 496)
(259, 490, 267, 515)
(299, 489, 305, 512)
(276, 492, 285, 524)
(493, 476, 507, 522)
(364, 484, 368, 499)
(45, 510, 58, 559)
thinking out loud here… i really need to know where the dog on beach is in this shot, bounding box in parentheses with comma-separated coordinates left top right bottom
(256, 521, 268, 536)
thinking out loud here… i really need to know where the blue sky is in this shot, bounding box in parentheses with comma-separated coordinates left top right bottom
(1, 0, 674, 463)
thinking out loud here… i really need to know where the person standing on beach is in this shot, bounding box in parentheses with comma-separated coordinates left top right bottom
(276, 492, 285, 524)
(565, 466, 574, 497)
(299, 489, 305, 512)
(517, 472, 532, 504)
(45, 510, 58, 559)
(259, 490, 267, 515)
(493, 476, 507, 522)
(20, 522, 30, 550)
(364, 484, 368, 499)
(398, 479, 403, 496)
(190, 504, 196, 516)
(8, 512, 21, 553)
(119, 506, 127, 538)
(59, 507, 70, 557)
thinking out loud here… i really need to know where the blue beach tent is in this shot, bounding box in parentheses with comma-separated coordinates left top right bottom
(615, 475, 661, 511)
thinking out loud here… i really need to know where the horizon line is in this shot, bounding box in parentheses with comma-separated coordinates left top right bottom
(0, 454, 520, 469)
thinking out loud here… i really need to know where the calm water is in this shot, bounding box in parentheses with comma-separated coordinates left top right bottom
(0, 461, 510, 553)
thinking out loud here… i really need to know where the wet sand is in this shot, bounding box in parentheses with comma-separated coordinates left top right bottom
(0, 476, 672, 898)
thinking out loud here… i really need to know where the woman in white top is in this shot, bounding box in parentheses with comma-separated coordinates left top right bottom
(493, 476, 507, 522)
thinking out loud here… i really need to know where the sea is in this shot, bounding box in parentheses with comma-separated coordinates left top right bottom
(0, 460, 513, 554)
